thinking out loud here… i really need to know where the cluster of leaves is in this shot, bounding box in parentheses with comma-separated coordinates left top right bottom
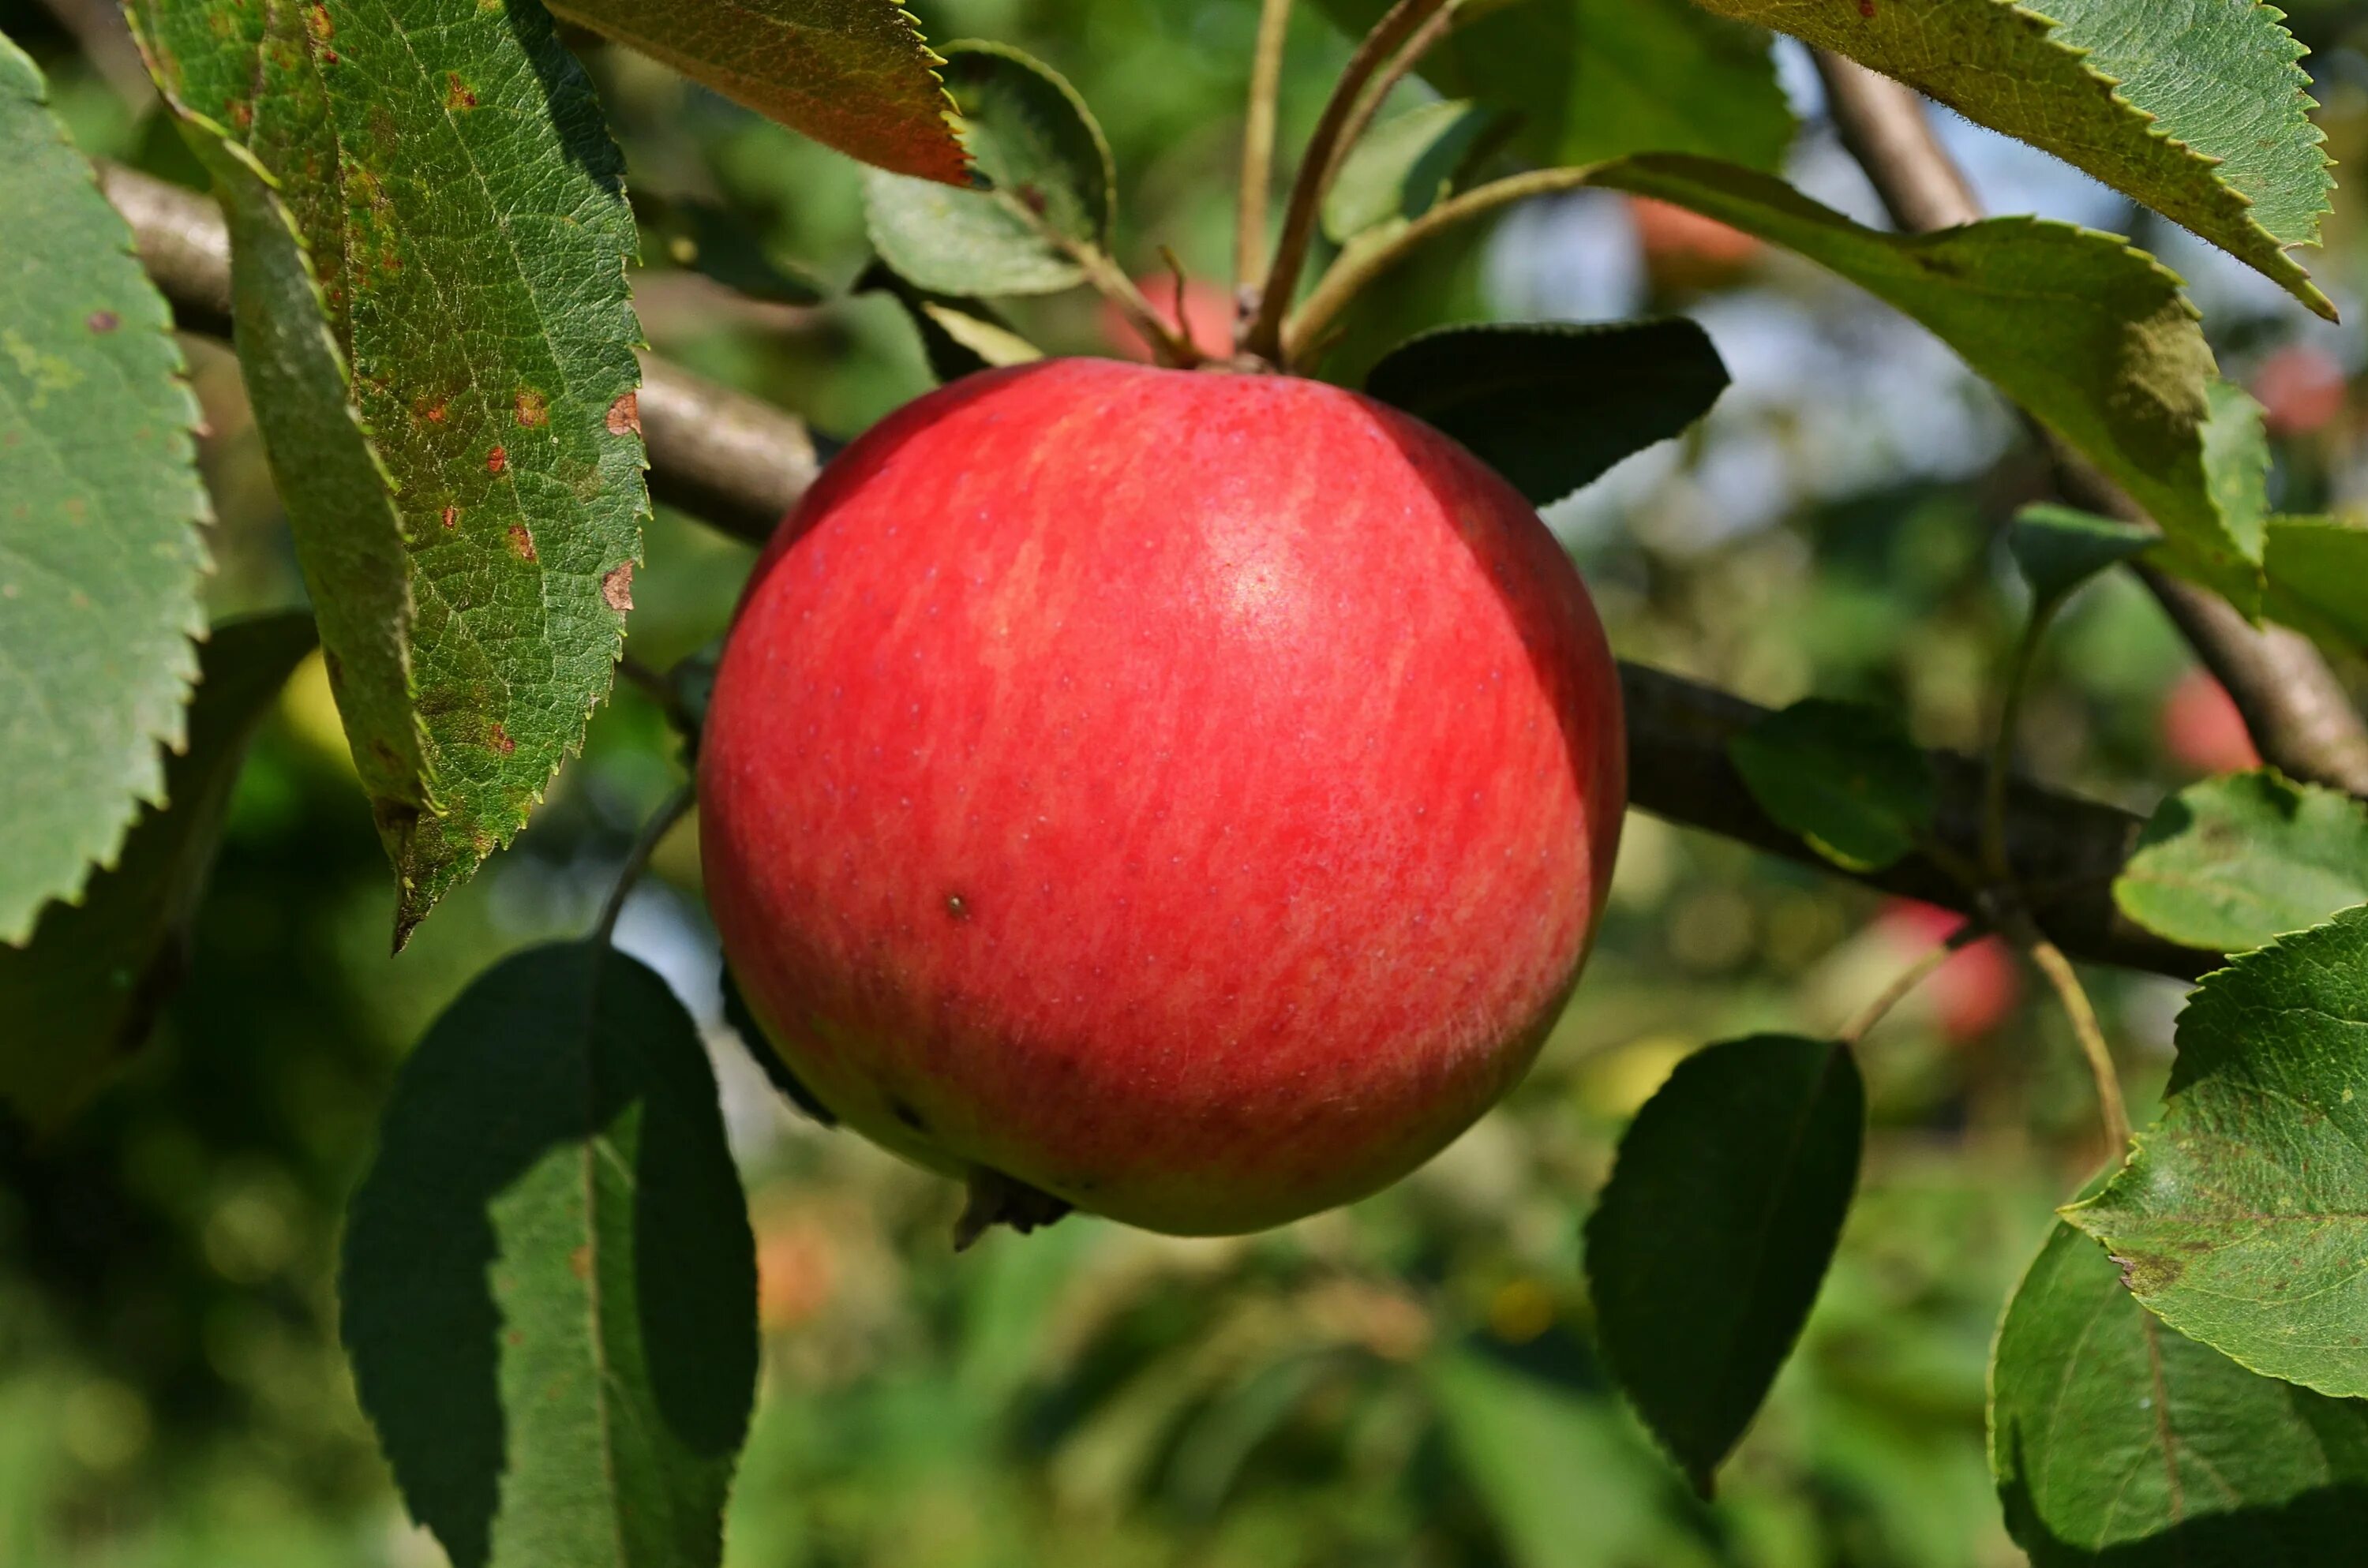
(7, 0, 2368, 1562)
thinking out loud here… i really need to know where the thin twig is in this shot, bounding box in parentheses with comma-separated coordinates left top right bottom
(2020, 925, 2134, 1152)
(1286, 163, 1601, 359)
(1324, 0, 1463, 200)
(1019, 199, 1202, 369)
(593, 785, 694, 948)
(1239, 0, 1456, 362)
(1236, 0, 1295, 298)
(1841, 920, 1983, 1045)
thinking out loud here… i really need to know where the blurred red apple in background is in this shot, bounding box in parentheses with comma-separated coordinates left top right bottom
(1630, 195, 1761, 293)
(1874, 900, 2020, 1042)
(2250, 342, 2348, 438)
(700, 358, 1625, 1237)
(2159, 667, 2261, 775)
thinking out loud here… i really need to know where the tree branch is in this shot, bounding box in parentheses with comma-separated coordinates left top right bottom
(1812, 50, 2368, 797)
(101, 161, 2217, 981)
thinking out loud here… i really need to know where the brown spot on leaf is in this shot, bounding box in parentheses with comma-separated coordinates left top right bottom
(87, 310, 118, 333)
(507, 522, 536, 561)
(601, 562, 633, 612)
(488, 722, 515, 755)
(1857, 0, 1875, 13)
(229, 99, 253, 129)
(485, 445, 508, 474)
(605, 391, 640, 436)
(306, 2, 333, 39)
(320, 47, 339, 64)
(440, 504, 459, 530)
(444, 72, 478, 110)
(568, 1244, 591, 1279)
(416, 397, 448, 425)
(514, 389, 548, 427)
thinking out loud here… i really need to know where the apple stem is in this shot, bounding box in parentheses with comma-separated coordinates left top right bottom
(1239, 0, 1456, 366)
(1323, 0, 1461, 208)
(1006, 193, 1205, 369)
(1235, 0, 1295, 299)
(593, 783, 693, 949)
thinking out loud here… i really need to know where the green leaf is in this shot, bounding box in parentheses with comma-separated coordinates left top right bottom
(2008, 503, 2156, 608)
(1579, 155, 2259, 603)
(1318, 0, 1796, 172)
(1585, 1034, 1864, 1492)
(1728, 698, 1936, 871)
(545, 0, 967, 184)
(1690, 0, 2333, 316)
(341, 942, 758, 1568)
(2068, 906, 2368, 1398)
(0, 613, 314, 1131)
(2265, 514, 2368, 657)
(133, 0, 650, 944)
(1363, 319, 1729, 507)
(0, 35, 209, 944)
(866, 40, 1113, 298)
(637, 192, 824, 305)
(1324, 99, 1502, 244)
(2114, 770, 2368, 955)
(853, 260, 1041, 384)
(1992, 1218, 2368, 1565)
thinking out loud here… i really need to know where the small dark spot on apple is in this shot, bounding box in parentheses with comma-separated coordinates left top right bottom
(946, 893, 971, 922)
(888, 1096, 928, 1132)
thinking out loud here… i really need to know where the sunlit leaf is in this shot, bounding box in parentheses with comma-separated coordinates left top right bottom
(1691, 0, 2333, 316)
(2115, 770, 2368, 955)
(131, 0, 650, 943)
(1324, 99, 1502, 244)
(0, 35, 208, 942)
(2068, 906, 2368, 1398)
(1992, 1218, 2368, 1565)
(867, 40, 1113, 298)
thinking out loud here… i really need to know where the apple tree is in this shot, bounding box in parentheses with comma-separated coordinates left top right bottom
(6, 0, 2368, 1561)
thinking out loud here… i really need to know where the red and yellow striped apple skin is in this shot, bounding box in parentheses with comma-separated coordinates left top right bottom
(701, 358, 1624, 1235)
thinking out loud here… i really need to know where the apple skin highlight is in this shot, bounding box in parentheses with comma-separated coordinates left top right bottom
(700, 358, 1626, 1235)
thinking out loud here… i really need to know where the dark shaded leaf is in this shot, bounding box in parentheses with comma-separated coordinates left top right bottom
(342, 942, 758, 1568)
(0, 613, 314, 1130)
(0, 36, 208, 941)
(867, 40, 1113, 298)
(2115, 771, 2368, 954)
(2068, 907, 2368, 1397)
(545, 0, 969, 184)
(1992, 1218, 2368, 1566)
(1585, 1034, 1864, 1492)
(1364, 319, 1728, 507)
(718, 963, 836, 1125)
(637, 192, 824, 305)
(1728, 698, 1935, 872)
(2008, 504, 2156, 608)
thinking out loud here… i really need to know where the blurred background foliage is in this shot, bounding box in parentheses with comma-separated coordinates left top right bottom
(6, 0, 2368, 1562)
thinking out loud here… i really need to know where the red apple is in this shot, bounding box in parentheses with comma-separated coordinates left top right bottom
(2159, 667, 2261, 775)
(2250, 342, 2347, 438)
(1874, 900, 2020, 1042)
(1629, 195, 1761, 293)
(699, 359, 1625, 1237)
